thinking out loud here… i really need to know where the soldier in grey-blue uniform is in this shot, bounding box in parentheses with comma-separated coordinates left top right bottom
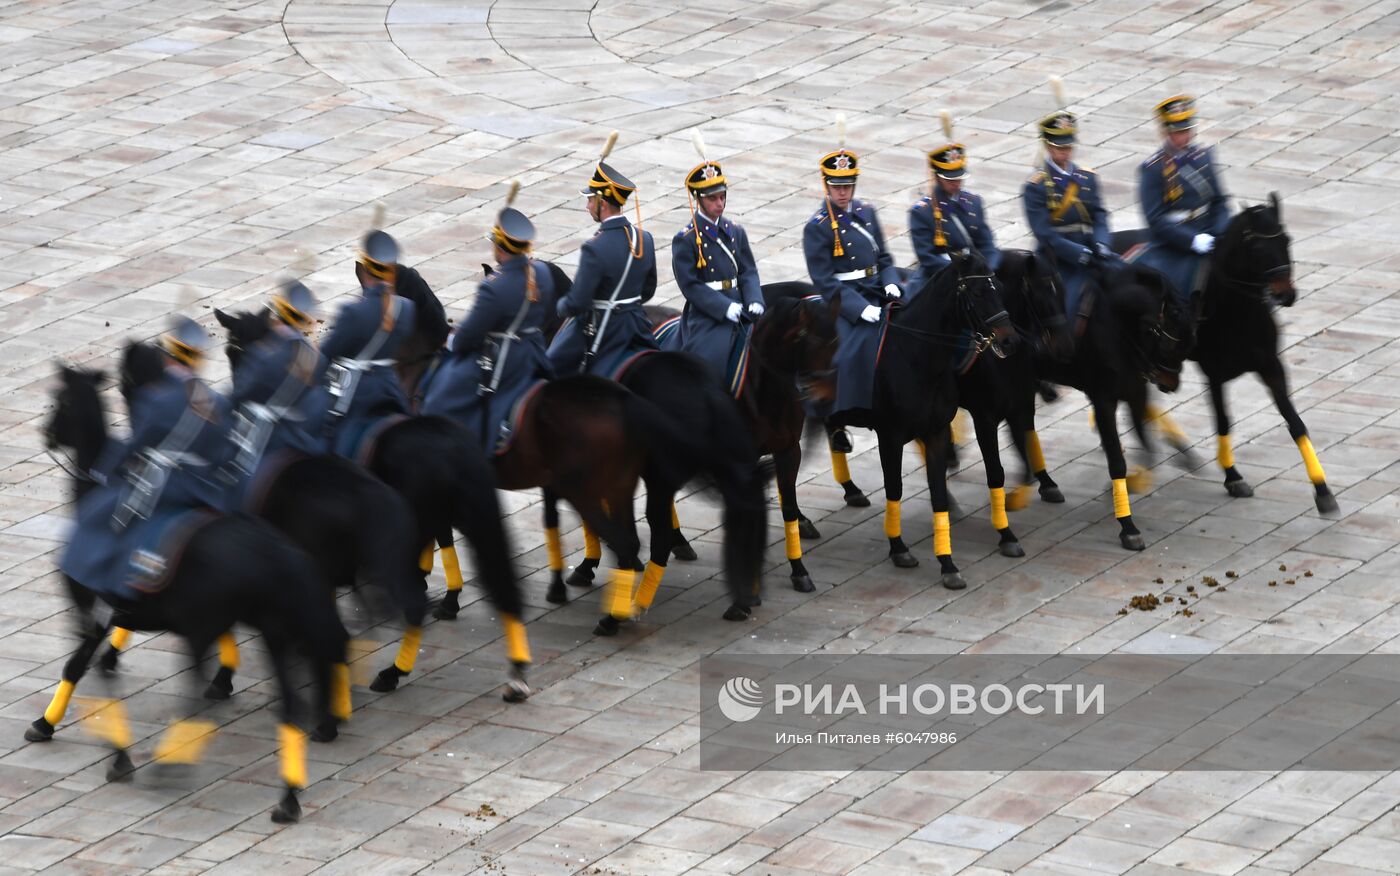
(909, 128, 1001, 294)
(62, 317, 233, 601)
(422, 206, 554, 450)
(547, 142, 658, 378)
(666, 153, 764, 386)
(1132, 95, 1231, 306)
(1022, 109, 1114, 319)
(222, 281, 329, 505)
(803, 139, 902, 447)
(321, 230, 417, 460)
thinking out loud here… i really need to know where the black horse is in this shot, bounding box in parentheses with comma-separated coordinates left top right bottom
(213, 310, 532, 698)
(1120, 194, 1337, 513)
(38, 365, 338, 823)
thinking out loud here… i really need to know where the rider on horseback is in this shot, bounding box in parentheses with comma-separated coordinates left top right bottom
(667, 133, 764, 388)
(909, 111, 1001, 294)
(421, 192, 555, 450)
(321, 230, 417, 460)
(62, 316, 233, 601)
(547, 131, 658, 378)
(803, 115, 902, 452)
(1131, 95, 1231, 310)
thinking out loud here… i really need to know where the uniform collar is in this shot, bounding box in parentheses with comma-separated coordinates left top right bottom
(600, 215, 630, 230)
(1046, 158, 1073, 176)
(695, 210, 725, 231)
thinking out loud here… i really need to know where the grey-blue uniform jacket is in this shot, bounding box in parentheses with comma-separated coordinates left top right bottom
(909, 187, 1001, 295)
(1023, 160, 1110, 316)
(666, 212, 763, 383)
(421, 255, 555, 450)
(1134, 144, 1230, 301)
(62, 369, 233, 601)
(225, 325, 329, 505)
(803, 198, 899, 415)
(320, 283, 416, 459)
(547, 215, 658, 379)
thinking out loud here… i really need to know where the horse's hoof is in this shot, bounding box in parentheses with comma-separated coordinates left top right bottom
(1040, 485, 1065, 504)
(722, 604, 752, 622)
(271, 789, 301, 824)
(310, 720, 339, 744)
(25, 717, 54, 743)
(594, 616, 621, 637)
(370, 666, 404, 693)
(890, 551, 919, 569)
(798, 516, 821, 539)
(97, 647, 119, 676)
(791, 574, 815, 593)
(204, 667, 234, 701)
(999, 541, 1025, 559)
(1315, 491, 1340, 515)
(502, 679, 531, 703)
(432, 592, 460, 621)
(107, 750, 135, 782)
(671, 540, 698, 562)
(545, 576, 567, 605)
(842, 483, 871, 508)
(1225, 479, 1254, 498)
(566, 567, 596, 588)
(941, 572, 967, 591)
(1120, 532, 1146, 552)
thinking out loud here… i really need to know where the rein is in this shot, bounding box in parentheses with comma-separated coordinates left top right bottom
(47, 446, 98, 484)
(885, 271, 1008, 360)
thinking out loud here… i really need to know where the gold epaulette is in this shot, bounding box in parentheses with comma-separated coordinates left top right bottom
(1028, 170, 1047, 184)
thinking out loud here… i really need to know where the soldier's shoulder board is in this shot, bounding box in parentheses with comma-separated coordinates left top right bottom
(810, 209, 829, 224)
(1143, 151, 1165, 168)
(1027, 170, 1047, 184)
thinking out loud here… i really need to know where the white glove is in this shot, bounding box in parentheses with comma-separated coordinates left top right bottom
(859, 304, 881, 323)
(1191, 233, 1215, 255)
(725, 301, 743, 323)
(747, 302, 765, 318)
(883, 283, 902, 300)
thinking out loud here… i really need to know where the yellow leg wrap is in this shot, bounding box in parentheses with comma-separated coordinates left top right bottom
(1147, 404, 1188, 444)
(441, 544, 463, 593)
(884, 500, 902, 538)
(990, 487, 1008, 530)
(1217, 435, 1235, 470)
(933, 511, 951, 557)
(635, 562, 665, 610)
(1112, 478, 1131, 518)
(79, 699, 131, 749)
(1126, 466, 1153, 494)
(278, 723, 307, 789)
(1087, 410, 1096, 430)
(831, 450, 851, 484)
(1007, 484, 1032, 512)
(1297, 435, 1326, 484)
(951, 411, 967, 445)
(109, 628, 131, 651)
(419, 543, 434, 573)
(1026, 430, 1046, 473)
(44, 679, 75, 726)
(670, 503, 680, 529)
(606, 569, 636, 619)
(784, 519, 802, 561)
(544, 527, 563, 571)
(583, 525, 601, 562)
(153, 719, 216, 764)
(331, 663, 351, 721)
(218, 633, 239, 670)
(502, 615, 531, 665)
(393, 626, 422, 673)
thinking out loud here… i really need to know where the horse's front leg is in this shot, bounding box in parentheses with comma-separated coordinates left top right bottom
(877, 428, 917, 569)
(1260, 362, 1338, 514)
(1092, 393, 1144, 551)
(970, 411, 1023, 558)
(920, 426, 965, 590)
(1208, 377, 1253, 498)
(775, 445, 815, 593)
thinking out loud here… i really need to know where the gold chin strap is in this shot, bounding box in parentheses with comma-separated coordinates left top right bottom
(686, 187, 707, 269)
(930, 168, 947, 250)
(826, 194, 844, 257)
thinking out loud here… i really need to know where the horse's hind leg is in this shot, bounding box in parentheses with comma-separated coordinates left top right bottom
(1124, 389, 1156, 495)
(431, 532, 465, 621)
(635, 488, 674, 619)
(776, 445, 815, 594)
(971, 412, 1024, 558)
(830, 448, 871, 508)
(1145, 396, 1199, 468)
(98, 627, 129, 675)
(1008, 398, 1062, 506)
(921, 427, 965, 590)
(566, 510, 602, 589)
(669, 502, 698, 562)
(1093, 394, 1144, 551)
(544, 489, 569, 604)
(26, 621, 107, 742)
(1209, 377, 1253, 498)
(877, 431, 917, 569)
(1261, 362, 1338, 514)
(264, 631, 306, 824)
(205, 632, 239, 700)
(593, 495, 643, 638)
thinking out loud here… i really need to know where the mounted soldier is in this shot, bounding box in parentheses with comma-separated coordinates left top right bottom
(547, 130, 658, 378)
(321, 230, 417, 460)
(909, 110, 1001, 294)
(216, 280, 329, 507)
(802, 114, 902, 452)
(61, 316, 233, 602)
(1129, 95, 1231, 310)
(1022, 77, 1115, 323)
(664, 131, 764, 390)
(421, 182, 555, 450)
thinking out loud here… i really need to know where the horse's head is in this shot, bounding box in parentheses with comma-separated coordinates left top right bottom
(949, 250, 1015, 351)
(119, 340, 168, 411)
(753, 293, 839, 404)
(1148, 285, 1191, 393)
(1224, 192, 1295, 306)
(1002, 250, 1072, 363)
(213, 308, 273, 374)
(46, 365, 108, 468)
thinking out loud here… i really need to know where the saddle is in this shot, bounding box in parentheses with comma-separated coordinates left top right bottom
(495, 379, 547, 457)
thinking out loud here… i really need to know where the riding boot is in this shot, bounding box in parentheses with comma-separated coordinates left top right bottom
(825, 421, 853, 454)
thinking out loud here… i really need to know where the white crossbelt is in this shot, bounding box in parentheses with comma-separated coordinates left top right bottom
(1051, 223, 1092, 234)
(835, 267, 877, 282)
(487, 327, 541, 340)
(591, 296, 641, 308)
(1164, 206, 1207, 223)
(332, 357, 396, 371)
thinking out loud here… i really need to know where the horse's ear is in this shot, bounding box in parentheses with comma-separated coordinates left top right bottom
(482, 263, 495, 277)
(85, 368, 107, 384)
(213, 308, 236, 329)
(1269, 191, 1280, 219)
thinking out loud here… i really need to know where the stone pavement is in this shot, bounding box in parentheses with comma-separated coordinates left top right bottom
(0, 0, 1399, 873)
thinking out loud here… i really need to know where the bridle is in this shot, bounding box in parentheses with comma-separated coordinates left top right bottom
(1010, 262, 1067, 355)
(1215, 213, 1291, 299)
(747, 297, 837, 402)
(886, 267, 1010, 360)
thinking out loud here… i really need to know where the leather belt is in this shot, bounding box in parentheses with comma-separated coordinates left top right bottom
(835, 267, 877, 282)
(1051, 223, 1092, 235)
(592, 297, 641, 308)
(703, 279, 735, 291)
(1164, 206, 1207, 223)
